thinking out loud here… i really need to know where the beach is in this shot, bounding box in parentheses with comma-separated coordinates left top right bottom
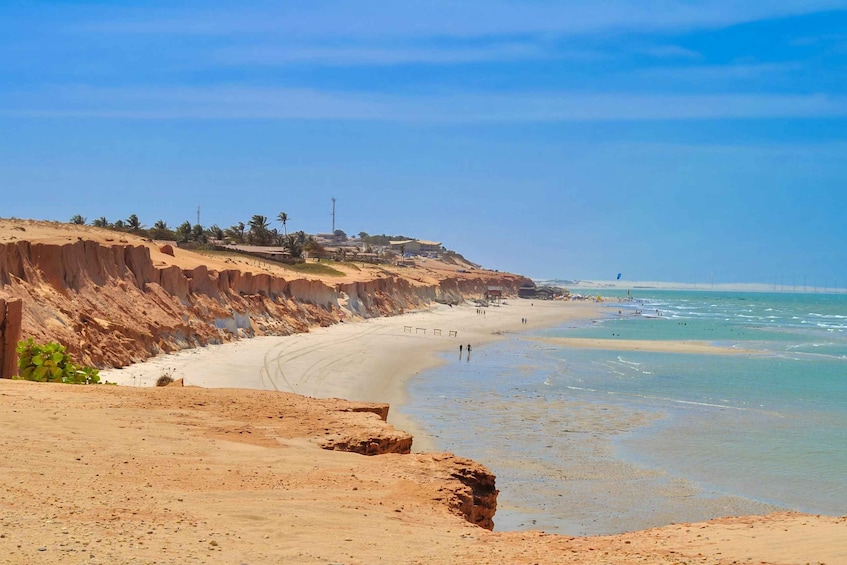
(101, 299, 606, 451)
(3, 297, 846, 563)
(2, 221, 846, 563)
(2, 378, 845, 565)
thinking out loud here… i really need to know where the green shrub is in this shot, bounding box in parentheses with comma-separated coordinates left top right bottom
(16, 338, 101, 385)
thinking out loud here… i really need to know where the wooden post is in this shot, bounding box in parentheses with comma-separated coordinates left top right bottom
(1, 299, 22, 379)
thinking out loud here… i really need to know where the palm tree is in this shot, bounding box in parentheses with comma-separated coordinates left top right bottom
(206, 224, 224, 240)
(248, 215, 270, 245)
(269, 228, 281, 246)
(92, 217, 108, 228)
(225, 222, 246, 244)
(277, 212, 289, 236)
(149, 219, 173, 240)
(191, 224, 205, 242)
(175, 221, 192, 243)
(69, 214, 86, 225)
(284, 234, 304, 258)
(126, 214, 142, 231)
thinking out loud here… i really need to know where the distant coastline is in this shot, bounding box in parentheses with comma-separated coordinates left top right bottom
(539, 279, 847, 294)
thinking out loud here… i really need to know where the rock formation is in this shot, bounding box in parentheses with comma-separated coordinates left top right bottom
(0, 237, 527, 368)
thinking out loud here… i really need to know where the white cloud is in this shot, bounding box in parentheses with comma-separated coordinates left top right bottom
(638, 45, 702, 59)
(634, 62, 805, 82)
(4, 85, 846, 122)
(214, 43, 556, 67)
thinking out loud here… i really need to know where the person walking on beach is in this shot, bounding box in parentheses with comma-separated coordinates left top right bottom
(459, 344, 463, 356)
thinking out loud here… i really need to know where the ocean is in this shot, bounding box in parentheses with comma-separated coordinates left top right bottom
(400, 290, 847, 535)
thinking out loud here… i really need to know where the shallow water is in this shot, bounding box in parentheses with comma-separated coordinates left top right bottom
(401, 290, 847, 535)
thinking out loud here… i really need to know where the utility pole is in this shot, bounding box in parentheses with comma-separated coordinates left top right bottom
(331, 197, 336, 233)
(197, 205, 200, 227)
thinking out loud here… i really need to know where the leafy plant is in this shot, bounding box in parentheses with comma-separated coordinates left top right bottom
(16, 338, 101, 385)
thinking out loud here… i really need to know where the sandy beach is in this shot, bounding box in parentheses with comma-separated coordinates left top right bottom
(2, 377, 845, 565)
(4, 299, 846, 563)
(2, 219, 846, 563)
(102, 299, 606, 450)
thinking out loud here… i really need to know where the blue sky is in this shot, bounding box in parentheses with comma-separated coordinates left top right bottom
(3, 1, 847, 285)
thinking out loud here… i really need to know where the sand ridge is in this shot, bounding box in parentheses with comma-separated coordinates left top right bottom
(530, 336, 766, 355)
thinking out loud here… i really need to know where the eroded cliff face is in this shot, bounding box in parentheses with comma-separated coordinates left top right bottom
(0, 239, 527, 368)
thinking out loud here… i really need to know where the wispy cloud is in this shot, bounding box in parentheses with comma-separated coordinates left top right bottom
(4, 85, 845, 122)
(789, 32, 847, 46)
(635, 62, 805, 82)
(638, 45, 702, 59)
(76, 1, 847, 39)
(214, 42, 559, 67)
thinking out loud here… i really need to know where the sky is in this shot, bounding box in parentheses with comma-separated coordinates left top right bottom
(3, 1, 847, 286)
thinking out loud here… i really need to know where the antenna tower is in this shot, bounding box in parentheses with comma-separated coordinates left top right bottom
(196, 205, 200, 226)
(332, 197, 336, 233)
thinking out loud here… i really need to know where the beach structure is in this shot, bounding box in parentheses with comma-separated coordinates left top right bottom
(485, 286, 503, 303)
(518, 281, 567, 300)
(518, 281, 538, 298)
(388, 239, 443, 256)
(224, 244, 292, 261)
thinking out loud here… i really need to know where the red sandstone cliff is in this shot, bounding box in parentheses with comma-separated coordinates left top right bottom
(0, 229, 528, 368)
(0, 221, 514, 531)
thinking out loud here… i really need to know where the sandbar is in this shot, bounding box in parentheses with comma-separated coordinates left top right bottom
(530, 336, 764, 355)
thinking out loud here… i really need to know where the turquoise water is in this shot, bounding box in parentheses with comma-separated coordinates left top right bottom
(402, 290, 847, 534)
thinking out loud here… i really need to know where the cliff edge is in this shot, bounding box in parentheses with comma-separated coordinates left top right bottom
(0, 219, 527, 368)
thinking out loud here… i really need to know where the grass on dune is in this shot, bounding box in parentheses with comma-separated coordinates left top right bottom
(284, 261, 346, 276)
(195, 249, 347, 276)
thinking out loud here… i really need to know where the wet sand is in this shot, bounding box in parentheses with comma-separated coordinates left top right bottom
(400, 346, 781, 536)
(102, 299, 606, 450)
(529, 336, 765, 355)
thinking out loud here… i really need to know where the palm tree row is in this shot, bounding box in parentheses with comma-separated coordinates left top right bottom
(70, 211, 309, 256)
